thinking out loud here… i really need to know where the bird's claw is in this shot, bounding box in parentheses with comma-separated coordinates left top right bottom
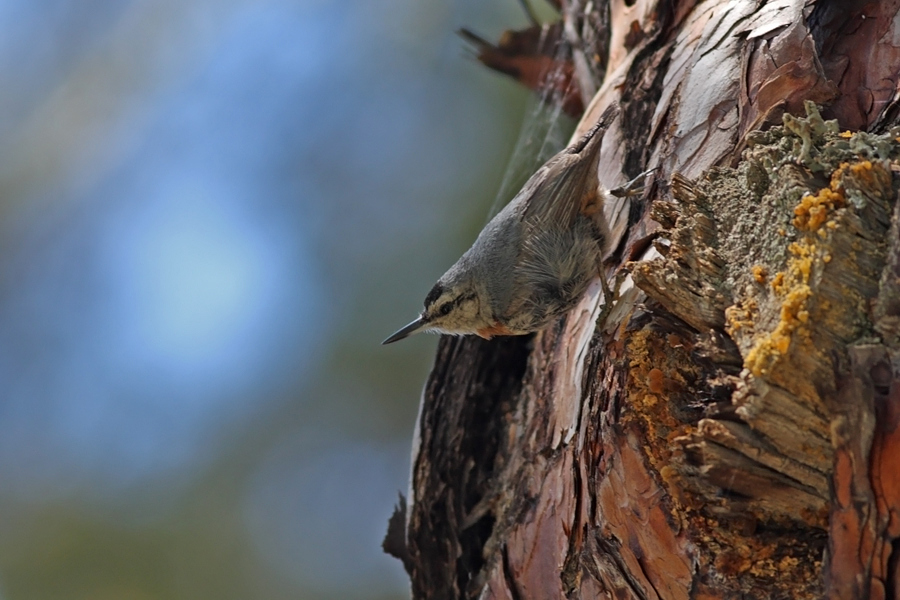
(609, 168, 656, 199)
(596, 269, 626, 332)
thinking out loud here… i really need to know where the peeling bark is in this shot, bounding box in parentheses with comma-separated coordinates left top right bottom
(388, 1, 900, 598)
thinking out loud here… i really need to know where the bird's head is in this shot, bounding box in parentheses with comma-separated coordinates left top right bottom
(382, 273, 490, 344)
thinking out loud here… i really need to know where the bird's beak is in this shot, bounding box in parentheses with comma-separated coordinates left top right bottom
(382, 316, 428, 345)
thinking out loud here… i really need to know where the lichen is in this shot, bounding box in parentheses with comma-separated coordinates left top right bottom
(637, 103, 896, 584)
(793, 186, 844, 231)
(781, 100, 840, 172)
(744, 175, 839, 376)
(751, 265, 768, 283)
(740, 154, 892, 378)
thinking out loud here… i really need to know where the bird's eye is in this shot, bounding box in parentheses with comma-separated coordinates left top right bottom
(438, 303, 453, 317)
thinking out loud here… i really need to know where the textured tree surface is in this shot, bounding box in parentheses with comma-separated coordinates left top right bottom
(384, 1, 900, 598)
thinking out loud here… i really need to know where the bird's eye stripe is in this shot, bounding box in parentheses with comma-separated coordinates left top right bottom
(433, 292, 476, 317)
(424, 283, 444, 308)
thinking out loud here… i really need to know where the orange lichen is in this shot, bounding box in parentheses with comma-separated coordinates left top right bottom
(742, 158, 865, 377)
(771, 272, 785, 293)
(648, 368, 665, 394)
(745, 236, 817, 375)
(788, 242, 814, 279)
(689, 507, 822, 596)
(790, 161, 872, 231)
(752, 265, 768, 283)
(793, 187, 844, 230)
(725, 298, 757, 336)
(745, 284, 812, 372)
(625, 329, 695, 472)
(848, 159, 892, 198)
(829, 162, 851, 188)
(850, 159, 872, 174)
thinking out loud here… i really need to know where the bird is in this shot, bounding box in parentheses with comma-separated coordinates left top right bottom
(383, 103, 642, 345)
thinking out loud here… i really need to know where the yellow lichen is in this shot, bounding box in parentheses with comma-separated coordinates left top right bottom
(793, 188, 844, 230)
(850, 159, 872, 173)
(725, 298, 757, 337)
(848, 159, 892, 197)
(789, 242, 814, 279)
(745, 234, 817, 376)
(744, 158, 865, 376)
(779, 556, 800, 570)
(789, 160, 878, 232)
(747, 287, 810, 367)
(752, 265, 768, 283)
(771, 272, 785, 293)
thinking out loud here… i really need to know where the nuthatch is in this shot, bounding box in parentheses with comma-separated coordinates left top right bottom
(384, 104, 642, 345)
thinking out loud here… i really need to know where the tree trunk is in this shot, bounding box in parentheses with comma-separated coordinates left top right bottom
(385, 1, 900, 598)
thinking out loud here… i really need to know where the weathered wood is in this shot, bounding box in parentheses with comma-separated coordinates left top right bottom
(636, 108, 896, 529)
(403, 335, 531, 600)
(390, 1, 900, 598)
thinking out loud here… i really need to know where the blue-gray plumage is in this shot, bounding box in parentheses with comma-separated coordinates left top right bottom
(384, 104, 623, 344)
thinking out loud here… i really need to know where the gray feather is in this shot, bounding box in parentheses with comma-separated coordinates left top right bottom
(505, 221, 600, 330)
(406, 104, 621, 338)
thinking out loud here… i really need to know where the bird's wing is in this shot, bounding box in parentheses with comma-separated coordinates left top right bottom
(519, 103, 619, 233)
(519, 156, 590, 232)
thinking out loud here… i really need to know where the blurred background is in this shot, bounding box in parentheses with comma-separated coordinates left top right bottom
(0, 0, 574, 598)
